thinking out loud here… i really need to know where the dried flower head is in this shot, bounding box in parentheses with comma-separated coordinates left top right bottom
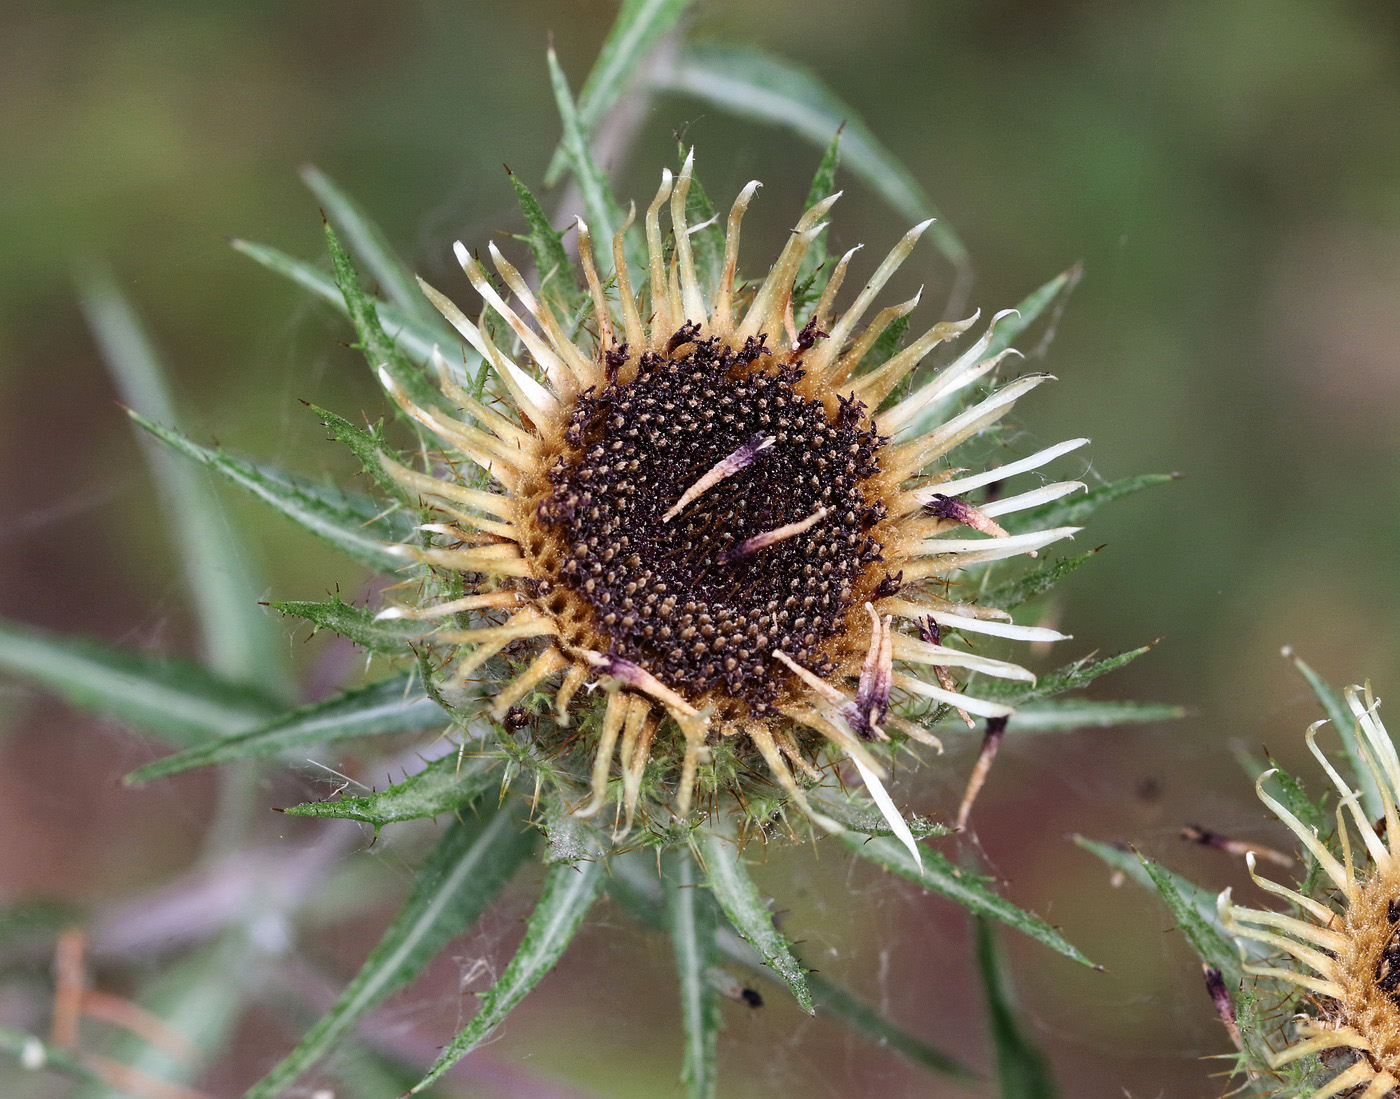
(376, 151, 1084, 842)
(1222, 685, 1400, 1097)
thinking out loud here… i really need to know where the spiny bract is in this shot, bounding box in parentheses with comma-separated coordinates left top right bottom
(375, 151, 1085, 847)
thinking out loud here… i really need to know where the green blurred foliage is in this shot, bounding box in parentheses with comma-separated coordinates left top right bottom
(2, 1, 1399, 1096)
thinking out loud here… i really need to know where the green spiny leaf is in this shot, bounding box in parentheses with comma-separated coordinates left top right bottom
(126, 675, 447, 783)
(324, 1043, 451, 1099)
(302, 165, 446, 335)
(865, 313, 910, 373)
(841, 835, 1093, 967)
(653, 44, 968, 272)
(976, 919, 1058, 1099)
(982, 644, 1158, 706)
(1138, 855, 1239, 983)
(0, 901, 83, 956)
(0, 618, 279, 747)
(700, 831, 813, 1012)
(821, 797, 951, 839)
(544, 0, 694, 185)
(325, 220, 444, 411)
(280, 749, 501, 830)
(508, 168, 586, 318)
(668, 850, 719, 1099)
(408, 846, 606, 1092)
(950, 698, 1185, 733)
(806, 129, 843, 208)
(130, 412, 412, 574)
(1072, 836, 1266, 981)
(1007, 473, 1180, 535)
(244, 810, 535, 1099)
(1258, 759, 1326, 842)
(269, 596, 425, 654)
(795, 128, 843, 298)
(307, 403, 404, 501)
(547, 47, 627, 266)
(1285, 648, 1382, 821)
(232, 239, 451, 367)
(978, 549, 1101, 612)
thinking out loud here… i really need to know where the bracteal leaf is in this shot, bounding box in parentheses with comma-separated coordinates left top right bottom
(301, 164, 446, 334)
(795, 129, 843, 298)
(325, 221, 444, 411)
(668, 850, 719, 1099)
(976, 919, 1058, 1099)
(279, 749, 501, 830)
(126, 675, 447, 783)
(956, 698, 1184, 733)
(130, 412, 412, 574)
(547, 47, 627, 264)
(699, 831, 812, 1012)
(544, 0, 694, 185)
(1007, 473, 1179, 534)
(0, 618, 278, 747)
(1249, 756, 1326, 842)
(1073, 836, 1260, 978)
(1226, 755, 1327, 896)
(981, 645, 1158, 706)
(269, 595, 425, 654)
(307, 403, 405, 501)
(79, 270, 287, 694)
(653, 44, 968, 272)
(508, 169, 586, 318)
(820, 798, 951, 840)
(244, 809, 535, 1099)
(978, 549, 1101, 612)
(408, 847, 606, 1092)
(1285, 648, 1381, 821)
(841, 835, 1093, 967)
(232, 239, 450, 367)
(894, 267, 1081, 442)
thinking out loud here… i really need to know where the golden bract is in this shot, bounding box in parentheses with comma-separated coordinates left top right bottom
(375, 152, 1084, 842)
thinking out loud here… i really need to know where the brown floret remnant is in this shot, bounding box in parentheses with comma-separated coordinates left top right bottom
(534, 329, 886, 723)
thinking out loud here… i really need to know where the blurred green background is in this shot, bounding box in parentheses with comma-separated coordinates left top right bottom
(3, 1, 1399, 1095)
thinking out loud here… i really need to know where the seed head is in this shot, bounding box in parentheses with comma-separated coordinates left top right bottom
(377, 151, 1085, 848)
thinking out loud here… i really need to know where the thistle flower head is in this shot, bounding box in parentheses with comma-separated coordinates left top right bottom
(378, 152, 1084, 842)
(1222, 685, 1400, 1097)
